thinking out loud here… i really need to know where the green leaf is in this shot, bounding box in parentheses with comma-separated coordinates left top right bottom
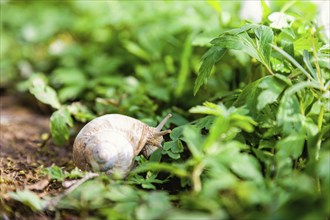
(182, 125, 204, 160)
(254, 25, 274, 67)
(195, 24, 274, 95)
(164, 140, 184, 154)
(136, 192, 172, 220)
(277, 93, 302, 135)
(175, 34, 193, 96)
(189, 101, 224, 116)
(211, 32, 259, 59)
(58, 85, 84, 102)
(29, 74, 61, 109)
(294, 35, 314, 55)
(257, 75, 288, 110)
(9, 190, 47, 211)
(231, 154, 263, 181)
(278, 81, 321, 135)
(282, 40, 295, 57)
(169, 126, 184, 141)
(50, 108, 73, 146)
(276, 133, 305, 159)
(230, 114, 256, 133)
(212, 25, 274, 72)
(52, 68, 86, 86)
(124, 40, 150, 62)
(64, 167, 87, 179)
(303, 50, 317, 79)
(234, 79, 262, 120)
(203, 115, 228, 150)
(163, 140, 184, 159)
(271, 44, 314, 81)
(105, 185, 139, 202)
(43, 164, 65, 182)
(194, 47, 227, 95)
(261, 0, 271, 21)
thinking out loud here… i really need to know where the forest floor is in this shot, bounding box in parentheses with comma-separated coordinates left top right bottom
(0, 94, 74, 219)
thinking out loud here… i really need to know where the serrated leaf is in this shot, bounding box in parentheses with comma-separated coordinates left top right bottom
(211, 33, 259, 59)
(189, 101, 224, 116)
(194, 47, 227, 95)
(29, 74, 61, 109)
(43, 164, 65, 182)
(50, 108, 73, 146)
(212, 26, 273, 72)
(195, 24, 274, 95)
(254, 25, 274, 67)
(230, 114, 256, 133)
(64, 167, 87, 179)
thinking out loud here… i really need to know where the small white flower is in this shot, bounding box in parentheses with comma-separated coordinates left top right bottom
(268, 12, 295, 29)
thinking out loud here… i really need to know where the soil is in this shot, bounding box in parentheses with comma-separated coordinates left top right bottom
(0, 94, 74, 219)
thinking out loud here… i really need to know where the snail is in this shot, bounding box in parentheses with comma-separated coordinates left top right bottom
(73, 113, 172, 176)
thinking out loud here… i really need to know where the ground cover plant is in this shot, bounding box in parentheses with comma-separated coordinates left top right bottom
(1, 1, 329, 219)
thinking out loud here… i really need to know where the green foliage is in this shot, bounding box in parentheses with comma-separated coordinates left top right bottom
(50, 108, 73, 145)
(3, 0, 330, 219)
(42, 164, 65, 182)
(28, 74, 61, 109)
(8, 190, 47, 211)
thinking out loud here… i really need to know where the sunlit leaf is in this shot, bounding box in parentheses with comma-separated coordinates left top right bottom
(50, 108, 73, 145)
(29, 74, 61, 109)
(276, 133, 305, 159)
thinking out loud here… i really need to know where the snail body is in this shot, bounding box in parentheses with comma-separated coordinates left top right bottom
(73, 114, 171, 176)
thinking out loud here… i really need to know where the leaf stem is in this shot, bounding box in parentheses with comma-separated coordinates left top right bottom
(271, 44, 314, 81)
(311, 30, 324, 90)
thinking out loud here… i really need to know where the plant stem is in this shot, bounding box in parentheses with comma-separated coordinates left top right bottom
(192, 163, 204, 193)
(317, 104, 324, 132)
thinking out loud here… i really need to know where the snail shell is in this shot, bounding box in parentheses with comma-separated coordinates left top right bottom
(73, 114, 171, 176)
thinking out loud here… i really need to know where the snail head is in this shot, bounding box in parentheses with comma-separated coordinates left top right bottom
(142, 114, 172, 157)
